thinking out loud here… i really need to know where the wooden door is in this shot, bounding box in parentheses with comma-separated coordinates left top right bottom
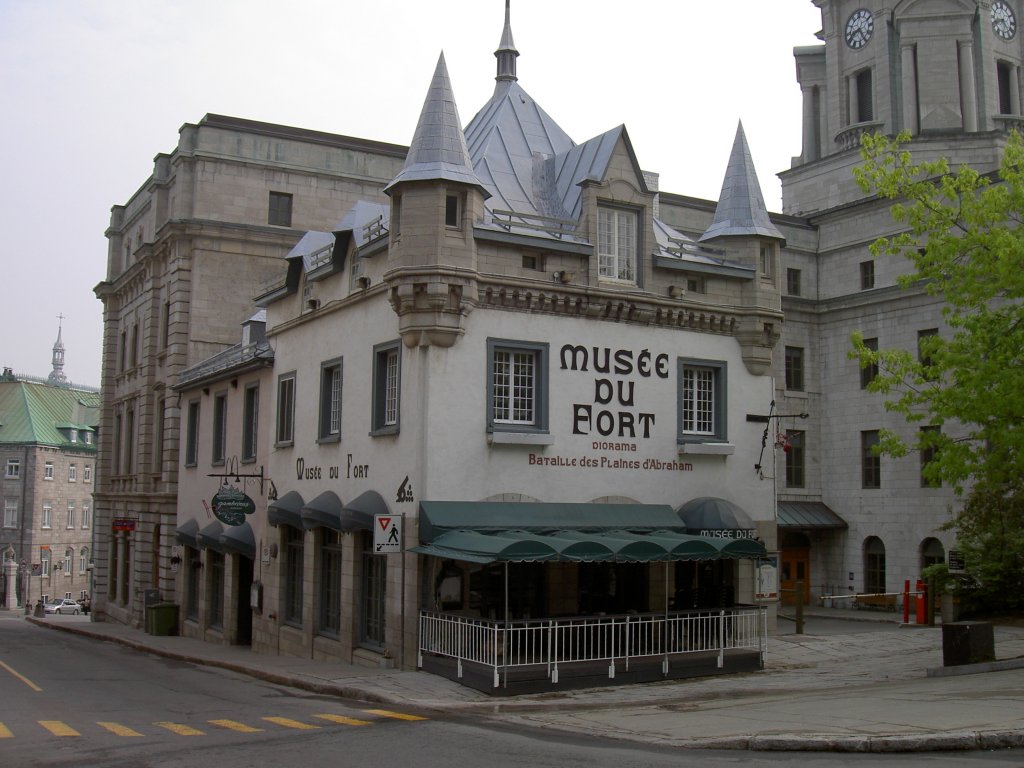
(780, 547, 810, 606)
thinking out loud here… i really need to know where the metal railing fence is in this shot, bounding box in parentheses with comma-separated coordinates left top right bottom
(419, 606, 767, 688)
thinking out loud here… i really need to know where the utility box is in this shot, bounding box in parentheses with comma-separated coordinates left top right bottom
(145, 603, 179, 636)
(942, 621, 995, 666)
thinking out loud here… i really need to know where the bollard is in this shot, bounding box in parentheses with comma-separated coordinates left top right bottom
(903, 579, 910, 624)
(795, 580, 804, 634)
(915, 579, 926, 624)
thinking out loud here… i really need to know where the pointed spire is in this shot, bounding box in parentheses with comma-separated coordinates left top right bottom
(495, 0, 518, 83)
(384, 52, 487, 195)
(699, 122, 783, 242)
(48, 314, 68, 385)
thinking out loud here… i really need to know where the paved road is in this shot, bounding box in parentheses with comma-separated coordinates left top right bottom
(7, 608, 1024, 755)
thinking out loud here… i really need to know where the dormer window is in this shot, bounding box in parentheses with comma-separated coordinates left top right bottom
(598, 206, 637, 283)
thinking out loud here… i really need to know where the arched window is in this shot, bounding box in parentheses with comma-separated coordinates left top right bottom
(864, 536, 886, 594)
(920, 538, 945, 571)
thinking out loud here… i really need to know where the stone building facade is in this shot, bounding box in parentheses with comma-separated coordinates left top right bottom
(96, 1, 1012, 652)
(0, 330, 99, 610)
(167, 15, 783, 669)
(93, 116, 405, 627)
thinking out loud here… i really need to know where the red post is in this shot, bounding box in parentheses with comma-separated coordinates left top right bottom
(915, 579, 926, 624)
(903, 579, 910, 624)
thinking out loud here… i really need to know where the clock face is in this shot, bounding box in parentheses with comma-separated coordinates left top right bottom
(845, 8, 874, 50)
(992, 1, 1017, 40)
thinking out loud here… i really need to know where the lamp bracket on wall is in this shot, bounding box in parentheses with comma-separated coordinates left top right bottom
(749, 400, 809, 478)
(207, 456, 265, 496)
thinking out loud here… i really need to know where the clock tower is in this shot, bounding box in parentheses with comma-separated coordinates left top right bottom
(783, 0, 1024, 215)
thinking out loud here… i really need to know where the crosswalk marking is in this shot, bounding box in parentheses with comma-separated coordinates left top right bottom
(261, 716, 320, 730)
(314, 713, 371, 726)
(98, 722, 143, 737)
(364, 709, 428, 722)
(39, 720, 80, 736)
(154, 721, 204, 736)
(0, 708, 426, 740)
(210, 719, 263, 733)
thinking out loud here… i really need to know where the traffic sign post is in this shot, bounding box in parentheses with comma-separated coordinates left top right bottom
(374, 515, 402, 554)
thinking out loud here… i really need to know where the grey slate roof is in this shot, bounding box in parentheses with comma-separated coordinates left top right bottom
(313, 8, 761, 277)
(464, 79, 576, 220)
(384, 53, 487, 195)
(699, 122, 784, 243)
(335, 200, 389, 248)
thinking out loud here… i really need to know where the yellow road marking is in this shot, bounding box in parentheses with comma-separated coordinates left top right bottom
(39, 720, 80, 736)
(364, 709, 428, 722)
(262, 716, 320, 730)
(98, 722, 143, 737)
(209, 719, 263, 733)
(154, 721, 204, 736)
(314, 713, 372, 726)
(0, 660, 43, 692)
(0, 723, 12, 738)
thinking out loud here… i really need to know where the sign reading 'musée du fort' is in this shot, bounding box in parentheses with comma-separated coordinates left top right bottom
(525, 344, 695, 473)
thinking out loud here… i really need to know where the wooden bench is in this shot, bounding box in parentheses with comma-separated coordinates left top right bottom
(854, 593, 898, 611)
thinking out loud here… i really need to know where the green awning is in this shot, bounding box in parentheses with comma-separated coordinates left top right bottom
(410, 530, 559, 563)
(175, 518, 200, 549)
(411, 501, 768, 564)
(419, 500, 683, 541)
(268, 490, 305, 530)
(721, 537, 771, 558)
(777, 501, 847, 529)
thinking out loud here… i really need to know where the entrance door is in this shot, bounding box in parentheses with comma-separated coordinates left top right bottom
(780, 548, 810, 606)
(235, 556, 253, 646)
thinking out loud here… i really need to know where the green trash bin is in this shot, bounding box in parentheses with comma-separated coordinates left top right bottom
(147, 603, 179, 636)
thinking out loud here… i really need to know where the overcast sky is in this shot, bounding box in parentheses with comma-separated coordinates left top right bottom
(0, 0, 822, 386)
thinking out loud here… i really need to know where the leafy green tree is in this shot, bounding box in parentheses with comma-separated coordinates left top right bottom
(851, 131, 1024, 612)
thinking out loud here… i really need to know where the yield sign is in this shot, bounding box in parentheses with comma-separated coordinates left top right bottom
(374, 514, 402, 553)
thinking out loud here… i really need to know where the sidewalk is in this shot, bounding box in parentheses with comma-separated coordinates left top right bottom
(15, 609, 1024, 752)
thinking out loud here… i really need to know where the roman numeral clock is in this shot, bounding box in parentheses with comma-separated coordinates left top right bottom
(992, 0, 1017, 40)
(845, 8, 874, 49)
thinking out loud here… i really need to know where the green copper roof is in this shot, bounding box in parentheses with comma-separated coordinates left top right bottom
(0, 379, 100, 448)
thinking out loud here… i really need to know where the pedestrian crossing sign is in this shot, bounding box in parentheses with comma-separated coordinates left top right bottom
(374, 514, 402, 553)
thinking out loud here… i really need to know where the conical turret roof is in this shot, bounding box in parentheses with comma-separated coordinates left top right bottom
(384, 52, 487, 195)
(700, 122, 783, 242)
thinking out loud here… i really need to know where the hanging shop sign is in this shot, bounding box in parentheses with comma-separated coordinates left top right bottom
(211, 485, 256, 526)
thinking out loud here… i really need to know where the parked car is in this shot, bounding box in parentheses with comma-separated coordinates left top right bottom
(44, 598, 80, 615)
